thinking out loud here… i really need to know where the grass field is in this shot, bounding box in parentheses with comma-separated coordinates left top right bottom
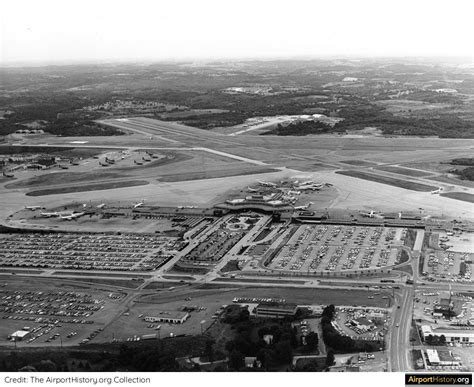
(374, 165, 431, 177)
(336, 170, 437, 192)
(52, 271, 152, 278)
(26, 180, 150, 196)
(339, 160, 378, 166)
(51, 276, 144, 288)
(7, 171, 124, 189)
(213, 277, 308, 285)
(144, 281, 186, 289)
(439, 192, 474, 203)
(158, 167, 277, 182)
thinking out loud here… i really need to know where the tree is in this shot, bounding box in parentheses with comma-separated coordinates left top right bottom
(326, 350, 335, 367)
(426, 334, 434, 345)
(306, 332, 319, 351)
(439, 335, 446, 345)
(228, 350, 245, 371)
(204, 339, 215, 362)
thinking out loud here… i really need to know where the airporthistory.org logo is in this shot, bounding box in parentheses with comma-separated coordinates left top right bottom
(405, 374, 472, 386)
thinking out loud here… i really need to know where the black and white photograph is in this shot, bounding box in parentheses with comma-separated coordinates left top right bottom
(0, 0, 473, 383)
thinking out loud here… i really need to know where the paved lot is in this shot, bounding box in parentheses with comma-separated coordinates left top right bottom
(266, 224, 404, 274)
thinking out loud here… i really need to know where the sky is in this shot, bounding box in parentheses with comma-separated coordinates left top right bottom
(1, 0, 473, 64)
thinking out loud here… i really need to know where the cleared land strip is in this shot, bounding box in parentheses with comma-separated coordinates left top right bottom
(335, 170, 438, 192)
(26, 180, 149, 196)
(439, 192, 474, 203)
(157, 167, 277, 182)
(373, 165, 432, 177)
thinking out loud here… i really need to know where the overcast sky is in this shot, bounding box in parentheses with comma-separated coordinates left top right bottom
(1, 0, 473, 64)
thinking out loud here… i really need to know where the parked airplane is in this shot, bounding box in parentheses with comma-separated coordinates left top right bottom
(288, 190, 301, 195)
(296, 183, 323, 191)
(133, 202, 144, 209)
(40, 212, 60, 218)
(247, 187, 259, 192)
(258, 180, 277, 187)
(59, 212, 85, 220)
(431, 187, 443, 194)
(25, 206, 42, 211)
(359, 210, 379, 218)
(294, 202, 313, 210)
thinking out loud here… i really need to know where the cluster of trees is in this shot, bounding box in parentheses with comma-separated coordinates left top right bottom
(261, 121, 336, 136)
(450, 158, 474, 166)
(425, 334, 446, 346)
(224, 319, 299, 370)
(0, 335, 211, 372)
(453, 167, 474, 181)
(321, 305, 382, 353)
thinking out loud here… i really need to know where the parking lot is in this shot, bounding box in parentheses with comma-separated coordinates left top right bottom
(0, 233, 180, 271)
(422, 230, 473, 283)
(0, 280, 124, 347)
(267, 225, 404, 274)
(414, 291, 474, 325)
(423, 250, 472, 283)
(334, 307, 388, 341)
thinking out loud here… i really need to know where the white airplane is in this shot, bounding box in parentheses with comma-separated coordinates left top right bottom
(40, 212, 60, 218)
(258, 180, 277, 188)
(133, 202, 144, 209)
(360, 210, 379, 218)
(59, 212, 85, 220)
(431, 187, 443, 194)
(247, 187, 259, 192)
(296, 183, 323, 191)
(294, 202, 313, 210)
(25, 206, 42, 211)
(96, 203, 106, 209)
(288, 190, 301, 195)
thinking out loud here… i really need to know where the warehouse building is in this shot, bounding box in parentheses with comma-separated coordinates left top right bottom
(421, 325, 474, 343)
(144, 311, 190, 324)
(8, 330, 31, 342)
(255, 302, 298, 318)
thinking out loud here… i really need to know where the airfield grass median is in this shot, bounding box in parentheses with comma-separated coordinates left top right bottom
(26, 180, 149, 196)
(336, 170, 437, 191)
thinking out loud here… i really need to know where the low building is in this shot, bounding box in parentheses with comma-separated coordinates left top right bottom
(8, 330, 31, 342)
(244, 357, 261, 368)
(421, 325, 474, 344)
(255, 302, 298, 318)
(368, 311, 385, 323)
(144, 311, 190, 324)
(426, 349, 460, 366)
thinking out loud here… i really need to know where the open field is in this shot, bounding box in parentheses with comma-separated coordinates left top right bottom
(440, 192, 474, 203)
(50, 276, 144, 289)
(336, 170, 437, 192)
(428, 175, 474, 188)
(7, 171, 124, 189)
(26, 180, 150, 196)
(158, 167, 277, 182)
(373, 165, 432, 177)
(340, 160, 379, 166)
